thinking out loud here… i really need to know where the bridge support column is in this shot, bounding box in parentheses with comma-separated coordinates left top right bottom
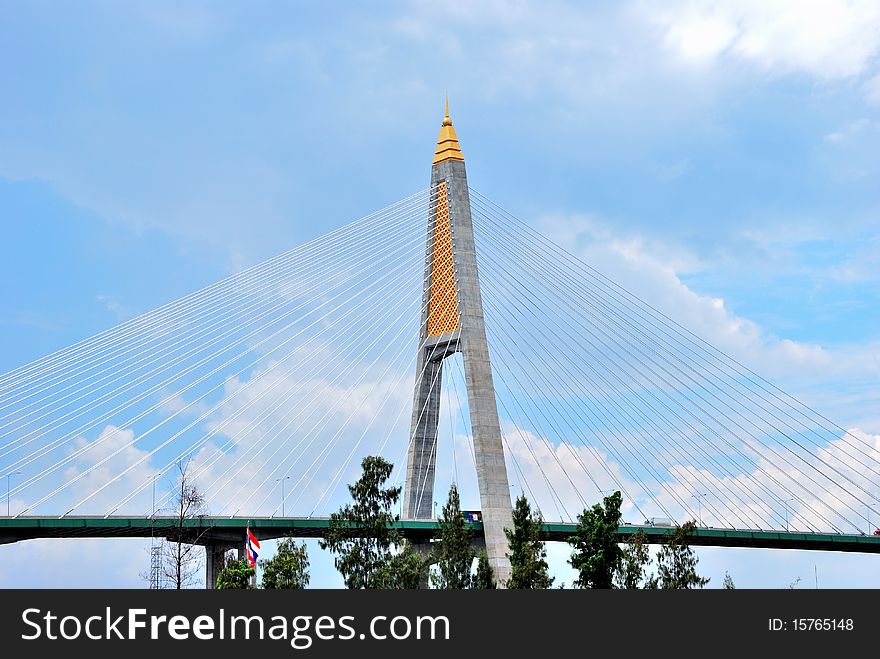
(410, 540, 434, 589)
(205, 543, 235, 590)
(404, 355, 445, 519)
(443, 162, 513, 587)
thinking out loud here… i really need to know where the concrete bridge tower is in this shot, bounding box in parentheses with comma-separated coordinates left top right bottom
(403, 100, 513, 585)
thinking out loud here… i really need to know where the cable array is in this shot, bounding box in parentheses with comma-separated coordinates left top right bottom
(469, 187, 879, 533)
(1, 189, 441, 519)
(1, 183, 875, 537)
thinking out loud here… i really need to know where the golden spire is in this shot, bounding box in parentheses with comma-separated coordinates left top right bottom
(433, 97, 464, 164)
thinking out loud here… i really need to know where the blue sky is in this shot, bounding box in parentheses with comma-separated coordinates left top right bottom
(1, 1, 879, 588)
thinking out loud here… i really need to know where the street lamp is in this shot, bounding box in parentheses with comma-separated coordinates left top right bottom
(692, 493, 708, 527)
(149, 472, 162, 534)
(276, 476, 290, 517)
(150, 473, 163, 518)
(783, 498, 796, 532)
(5, 471, 21, 516)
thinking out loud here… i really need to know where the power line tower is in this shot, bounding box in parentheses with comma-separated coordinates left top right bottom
(150, 544, 162, 590)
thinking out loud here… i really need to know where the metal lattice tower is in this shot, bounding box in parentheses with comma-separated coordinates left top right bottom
(149, 475, 161, 589)
(149, 543, 162, 589)
(403, 100, 514, 585)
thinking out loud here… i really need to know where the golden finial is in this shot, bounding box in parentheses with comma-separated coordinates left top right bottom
(433, 95, 463, 164)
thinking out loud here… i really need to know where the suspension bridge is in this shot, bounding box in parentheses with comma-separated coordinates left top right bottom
(1, 102, 878, 587)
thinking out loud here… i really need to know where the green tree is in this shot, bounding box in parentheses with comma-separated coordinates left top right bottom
(615, 529, 652, 589)
(722, 571, 735, 589)
(260, 537, 310, 589)
(505, 495, 554, 589)
(431, 484, 474, 589)
(216, 558, 254, 589)
(319, 455, 411, 589)
(568, 491, 623, 589)
(374, 544, 426, 589)
(472, 551, 496, 589)
(648, 521, 709, 589)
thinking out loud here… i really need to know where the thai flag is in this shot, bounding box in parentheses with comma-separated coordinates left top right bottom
(246, 523, 260, 568)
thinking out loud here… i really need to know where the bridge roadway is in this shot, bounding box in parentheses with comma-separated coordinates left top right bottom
(2, 516, 880, 553)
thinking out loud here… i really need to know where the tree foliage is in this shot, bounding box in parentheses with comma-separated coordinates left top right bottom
(260, 537, 310, 589)
(647, 521, 709, 589)
(216, 558, 254, 589)
(374, 544, 425, 589)
(320, 456, 424, 588)
(568, 491, 623, 589)
(505, 495, 554, 589)
(472, 551, 496, 589)
(722, 571, 735, 589)
(432, 484, 474, 589)
(615, 529, 652, 589)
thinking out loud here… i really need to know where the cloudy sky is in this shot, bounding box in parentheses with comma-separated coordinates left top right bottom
(1, 0, 879, 588)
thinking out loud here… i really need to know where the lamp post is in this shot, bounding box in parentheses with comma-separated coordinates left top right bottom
(149, 472, 163, 536)
(150, 473, 162, 519)
(783, 498, 796, 532)
(5, 471, 21, 516)
(276, 476, 290, 517)
(692, 493, 708, 527)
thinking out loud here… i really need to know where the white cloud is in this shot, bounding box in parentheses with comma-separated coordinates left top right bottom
(661, 9, 738, 64)
(502, 422, 648, 522)
(865, 72, 880, 106)
(536, 212, 880, 383)
(653, 427, 880, 533)
(95, 294, 138, 323)
(3, 0, 876, 271)
(503, 419, 880, 534)
(824, 118, 876, 143)
(829, 236, 880, 283)
(2, 331, 423, 520)
(647, 0, 880, 80)
(151, 345, 421, 518)
(61, 425, 158, 514)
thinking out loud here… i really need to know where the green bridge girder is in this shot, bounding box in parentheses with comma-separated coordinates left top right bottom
(1, 516, 879, 553)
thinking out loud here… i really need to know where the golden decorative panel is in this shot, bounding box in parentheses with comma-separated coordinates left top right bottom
(427, 181, 460, 336)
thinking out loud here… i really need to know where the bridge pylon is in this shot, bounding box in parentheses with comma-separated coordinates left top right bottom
(402, 100, 514, 586)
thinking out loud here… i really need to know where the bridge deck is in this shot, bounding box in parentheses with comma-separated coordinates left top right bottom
(1, 516, 879, 553)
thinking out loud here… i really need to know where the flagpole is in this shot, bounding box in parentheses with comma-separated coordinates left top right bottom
(246, 520, 258, 588)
